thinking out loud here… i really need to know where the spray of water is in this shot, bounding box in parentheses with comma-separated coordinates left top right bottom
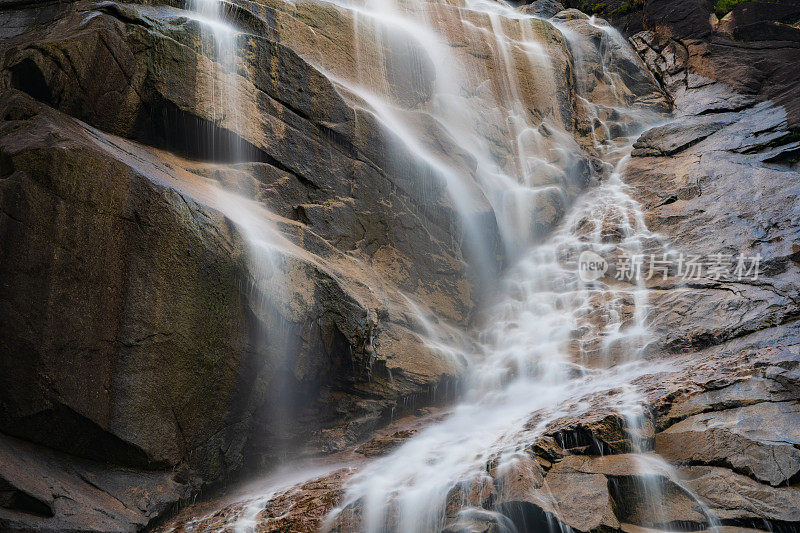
(184, 0, 315, 459)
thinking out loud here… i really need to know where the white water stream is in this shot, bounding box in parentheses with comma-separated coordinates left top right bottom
(182, 0, 721, 530)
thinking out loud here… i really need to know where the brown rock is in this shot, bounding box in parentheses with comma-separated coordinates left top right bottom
(0, 434, 187, 532)
(354, 429, 418, 457)
(681, 465, 800, 524)
(543, 455, 621, 531)
(656, 402, 800, 486)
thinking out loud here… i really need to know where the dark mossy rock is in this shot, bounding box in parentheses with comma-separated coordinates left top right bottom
(0, 92, 257, 476)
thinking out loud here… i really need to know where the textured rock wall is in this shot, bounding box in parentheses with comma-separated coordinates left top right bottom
(0, 0, 666, 528)
(3, 0, 797, 531)
(160, 3, 800, 532)
(559, 0, 800, 128)
(0, 0, 487, 527)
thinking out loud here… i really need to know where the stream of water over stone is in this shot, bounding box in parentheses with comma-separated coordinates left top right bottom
(183, 0, 721, 530)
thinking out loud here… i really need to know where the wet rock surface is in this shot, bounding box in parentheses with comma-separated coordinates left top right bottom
(0, 0, 798, 531)
(620, 16, 800, 527)
(626, 28, 800, 360)
(160, 4, 800, 531)
(552, 0, 800, 128)
(0, 0, 486, 527)
(164, 349, 800, 532)
(0, 434, 188, 532)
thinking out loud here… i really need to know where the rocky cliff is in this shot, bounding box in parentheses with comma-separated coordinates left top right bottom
(0, 0, 487, 527)
(163, 3, 800, 532)
(0, 0, 650, 527)
(0, 0, 798, 531)
(561, 0, 800, 127)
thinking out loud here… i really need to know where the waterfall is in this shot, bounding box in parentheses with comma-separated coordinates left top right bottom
(325, 159, 666, 532)
(181, 0, 706, 530)
(184, 0, 296, 327)
(186, 0, 304, 456)
(298, 2, 687, 531)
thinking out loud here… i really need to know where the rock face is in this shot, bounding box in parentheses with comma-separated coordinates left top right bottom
(626, 28, 800, 359)
(1, 0, 798, 531)
(0, 0, 671, 530)
(555, 0, 800, 128)
(161, 351, 800, 532)
(0, 93, 250, 474)
(0, 434, 188, 531)
(620, 7, 800, 530)
(0, 0, 487, 527)
(161, 2, 800, 532)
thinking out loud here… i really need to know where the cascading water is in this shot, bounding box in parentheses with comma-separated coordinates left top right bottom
(185, 0, 304, 456)
(324, 156, 670, 532)
(180, 0, 717, 530)
(311, 3, 710, 532)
